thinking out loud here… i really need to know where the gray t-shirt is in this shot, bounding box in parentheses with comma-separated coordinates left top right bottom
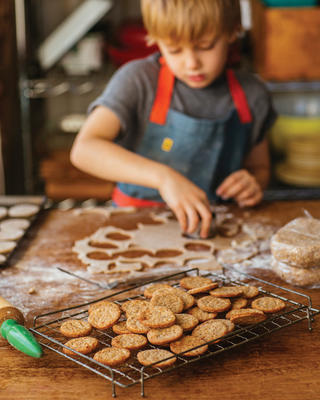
(89, 53, 277, 151)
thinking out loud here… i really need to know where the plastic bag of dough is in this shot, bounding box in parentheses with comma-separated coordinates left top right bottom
(271, 258, 320, 288)
(270, 216, 320, 268)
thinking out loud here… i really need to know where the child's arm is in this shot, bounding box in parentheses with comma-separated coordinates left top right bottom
(216, 137, 270, 207)
(70, 106, 212, 238)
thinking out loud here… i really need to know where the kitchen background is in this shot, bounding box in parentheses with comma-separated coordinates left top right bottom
(0, 0, 319, 199)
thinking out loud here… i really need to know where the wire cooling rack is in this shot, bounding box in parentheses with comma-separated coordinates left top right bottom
(30, 267, 319, 397)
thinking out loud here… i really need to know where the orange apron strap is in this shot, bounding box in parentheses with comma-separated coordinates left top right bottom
(112, 186, 166, 208)
(226, 69, 253, 124)
(149, 57, 175, 125)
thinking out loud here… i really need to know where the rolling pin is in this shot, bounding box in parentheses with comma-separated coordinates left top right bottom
(0, 295, 42, 358)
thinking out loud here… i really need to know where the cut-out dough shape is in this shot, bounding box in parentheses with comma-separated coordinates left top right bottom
(73, 211, 216, 274)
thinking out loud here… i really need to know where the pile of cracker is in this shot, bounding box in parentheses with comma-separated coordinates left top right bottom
(59, 276, 286, 369)
(270, 216, 320, 287)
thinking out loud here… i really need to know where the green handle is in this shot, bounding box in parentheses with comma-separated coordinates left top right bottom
(0, 319, 42, 358)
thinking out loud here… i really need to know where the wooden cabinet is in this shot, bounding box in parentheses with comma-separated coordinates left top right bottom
(250, 0, 320, 81)
(0, 0, 25, 193)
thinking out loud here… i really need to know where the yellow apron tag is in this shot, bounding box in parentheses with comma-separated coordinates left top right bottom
(161, 137, 174, 152)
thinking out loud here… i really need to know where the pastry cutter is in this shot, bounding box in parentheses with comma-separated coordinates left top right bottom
(0, 295, 42, 358)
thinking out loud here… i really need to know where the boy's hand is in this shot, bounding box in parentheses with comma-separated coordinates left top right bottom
(157, 167, 212, 238)
(216, 169, 263, 207)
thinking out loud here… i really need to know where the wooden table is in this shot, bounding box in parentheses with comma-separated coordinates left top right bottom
(0, 200, 320, 400)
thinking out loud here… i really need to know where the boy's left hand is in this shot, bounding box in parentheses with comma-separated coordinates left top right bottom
(216, 169, 263, 207)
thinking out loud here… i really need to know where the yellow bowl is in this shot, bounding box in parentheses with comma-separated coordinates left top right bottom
(269, 115, 320, 152)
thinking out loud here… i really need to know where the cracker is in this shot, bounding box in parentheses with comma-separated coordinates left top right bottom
(152, 287, 195, 310)
(150, 291, 184, 314)
(175, 313, 199, 331)
(188, 284, 219, 295)
(8, 204, 39, 218)
(63, 336, 99, 355)
(0, 241, 16, 254)
(0, 218, 30, 230)
(137, 349, 176, 368)
(192, 319, 228, 343)
(180, 276, 217, 290)
(60, 319, 92, 338)
(93, 347, 130, 366)
(144, 283, 173, 298)
(231, 298, 248, 310)
(126, 316, 150, 334)
(88, 299, 113, 314)
(209, 286, 243, 298)
(197, 296, 231, 313)
(111, 333, 147, 350)
(147, 324, 183, 345)
(251, 296, 286, 313)
(112, 321, 131, 335)
(241, 286, 260, 299)
(0, 229, 24, 241)
(226, 308, 267, 325)
(187, 307, 217, 322)
(139, 306, 176, 329)
(213, 319, 235, 333)
(170, 335, 208, 357)
(88, 302, 121, 329)
(121, 299, 150, 316)
(0, 206, 7, 219)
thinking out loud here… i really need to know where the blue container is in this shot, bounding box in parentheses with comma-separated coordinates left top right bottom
(262, 0, 317, 6)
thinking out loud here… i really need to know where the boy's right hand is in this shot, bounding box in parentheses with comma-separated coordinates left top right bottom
(157, 167, 212, 238)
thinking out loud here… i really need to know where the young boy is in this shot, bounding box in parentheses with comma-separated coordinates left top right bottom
(70, 0, 276, 238)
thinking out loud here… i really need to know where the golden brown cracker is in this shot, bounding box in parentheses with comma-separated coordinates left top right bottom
(111, 333, 147, 350)
(147, 324, 183, 346)
(197, 296, 231, 313)
(60, 319, 92, 338)
(137, 349, 176, 368)
(93, 347, 130, 366)
(63, 336, 98, 355)
(251, 296, 286, 313)
(170, 335, 208, 357)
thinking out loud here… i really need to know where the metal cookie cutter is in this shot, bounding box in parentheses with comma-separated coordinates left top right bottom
(183, 211, 217, 239)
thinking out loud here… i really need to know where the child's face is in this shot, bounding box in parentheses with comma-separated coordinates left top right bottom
(157, 32, 236, 89)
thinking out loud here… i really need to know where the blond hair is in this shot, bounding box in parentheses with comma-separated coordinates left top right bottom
(141, 0, 241, 45)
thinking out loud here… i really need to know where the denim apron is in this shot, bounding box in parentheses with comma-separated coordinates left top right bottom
(112, 58, 253, 207)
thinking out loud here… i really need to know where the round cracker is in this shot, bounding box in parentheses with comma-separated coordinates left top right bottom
(8, 204, 40, 218)
(144, 283, 172, 298)
(63, 336, 98, 355)
(139, 306, 176, 329)
(0, 206, 7, 219)
(192, 319, 228, 343)
(150, 291, 184, 314)
(0, 229, 24, 241)
(111, 333, 147, 350)
(147, 324, 183, 345)
(0, 218, 30, 230)
(121, 299, 150, 316)
(197, 296, 231, 313)
(251, 296, 286, 313)
(241, 286, 260, 299)
(231, 298, 248, 310)
(88, 300, 113, 314)
(209, 286, 243, 298)
(175, 313, 199, 331)
(187, 307, 217, 322)
(112, 321, 131, 335)
(93, 347, 130, 366)
(60, 319, 92, 338)
(88, 302, 121, 329)
(126, 316, 150, 334)
(180, 276, 217, 290)
(137, 349, 176, 368)
(0, 241, 16, 254)
(226, 308, 267, 325)
(170, 335, 208, 357)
